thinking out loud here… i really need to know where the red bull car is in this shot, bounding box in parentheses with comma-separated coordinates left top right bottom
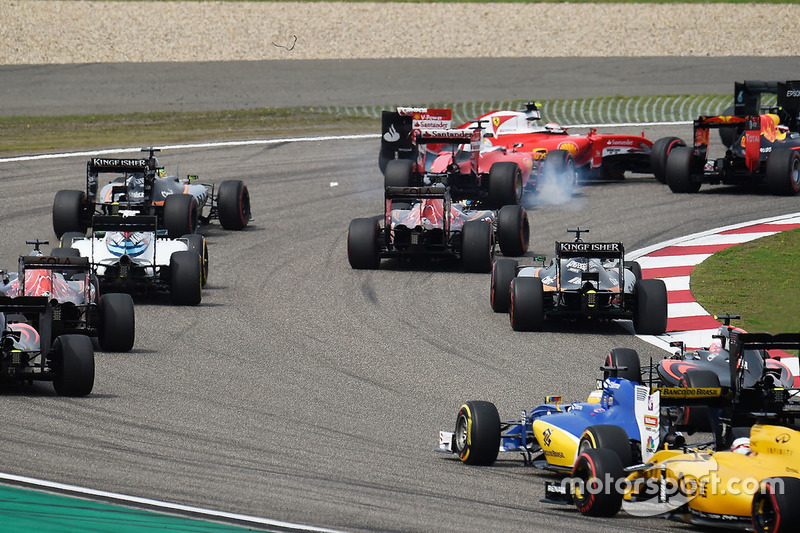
(52, 147, 251, 238)
(0, 240, 135, 352)
(348, 185, 529, 272)
(664, 80, 800, 195)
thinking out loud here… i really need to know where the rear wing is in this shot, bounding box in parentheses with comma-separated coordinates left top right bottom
(91, 214, 159, 234)
(384, 186, 452, 235)
(19, 255, 89, 270)
(379, 108, 453, 173)
(87, 157, 150, 175)
(0, 295, 49, 314)
(555, 241, 624, 259)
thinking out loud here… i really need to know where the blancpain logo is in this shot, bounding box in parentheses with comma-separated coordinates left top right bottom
(383, 124, 400, 143)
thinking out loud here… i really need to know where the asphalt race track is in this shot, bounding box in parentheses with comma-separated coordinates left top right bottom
(1, 59, 799, 532)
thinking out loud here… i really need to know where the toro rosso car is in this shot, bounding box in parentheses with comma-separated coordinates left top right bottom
(63, 214, 207, 306)
(379, 107, 536, 207)
(437, 348, 691, 471)
(547, 334, 800, 530)
(52, 148, 251, 238)
(663, 80, 800, 195)
(1, 296, 94, 396)
(490, 228, 667, 334)
(347, 185, 529, 272)
(0, 241, 135, 352)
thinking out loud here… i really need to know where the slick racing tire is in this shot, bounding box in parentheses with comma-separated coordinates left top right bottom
(163, 194, 199, 238)
(490, 259, 518, 313)
(633, 278, 668, 335)
(52, 190, 89, 238)
(718, 105, 739, 148)
(650, 137, 685, 184)
(676, 369, 720, 432)
(666, 146, 702, 193)
(51, 334, 95, 397)
(49, 247, 80, 258)
(98, 293, 135, 352)
(181, 233, 209, 286)
(487, 162, 523, 208)
(217, 180, 251, 230)
(509, 277, 544, 331)
(578, 425, 633, 467)
(765, 149, 800, 196)
(752, 477, 800, 533)
(347, 218, 380, 270)
(170, 250, 202, 306)
(461, 220, 494, 273)
(623, 261, 642, 284)
(59, 231, 86, 249)
(453, 401, 501, 466)
(603, 348, 641, 384)
(572, 448, 624, 517)
(496, 205, 529, 257)
(542, 149, 578, 194)
(384, 159, 416, 188)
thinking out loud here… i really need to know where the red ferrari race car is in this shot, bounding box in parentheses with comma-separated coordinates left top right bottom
(348, 185, 529, 272)
(380, 104, 655, 201)
(662, 80, 800, 195)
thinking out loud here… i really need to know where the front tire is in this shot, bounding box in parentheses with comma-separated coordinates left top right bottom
(572, 448, 624, 517)
(52, 190, 89, 238)
(510, 277, 544, 331)
(765, 149, 800, 196)
(633, 278, 668, 335)
(496, 205, 529, 257)
(603, 348, 641, 384)
(51, 334, 95, 397)
(453, 401, 500, 466)
(163, 194, 199, 238)
(752, 477, 800, 533)
(666, 146, 701, 193)
(490, 259, 517, 313)
(217, 180, 251, 229)
(578, 425, 632, 467)
(347, 218, 380, 270)
(676, 369, 720, 432)
(170, 250, 202, 305)
(98, 293, 135, 352)
(461, 219, 493, 273)
(650, 137, 685, 184)
(487, 162, 523, 208)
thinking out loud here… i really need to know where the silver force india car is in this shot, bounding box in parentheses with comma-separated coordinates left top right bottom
(490, 228, 668, 334)
(52, 148, 251, 238)
(62, 214, 207, 306)
(0, 241, 135, 352)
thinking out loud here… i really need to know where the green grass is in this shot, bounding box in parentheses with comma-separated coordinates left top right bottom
(691, 228, 800, 334)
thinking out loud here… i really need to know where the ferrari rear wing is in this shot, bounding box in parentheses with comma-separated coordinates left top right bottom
(91, 214, 159, 234)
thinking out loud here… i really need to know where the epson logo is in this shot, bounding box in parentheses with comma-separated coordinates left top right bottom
(786, 90, 800, 97)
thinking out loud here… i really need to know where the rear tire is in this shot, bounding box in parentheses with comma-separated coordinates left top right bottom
(510, 277, 544, 331)
(170, 251, 202, 305)
(542, 149, 577, 194)
(752, 477, 800, 533)
(163, 194, 199, 238)
(453, 401, 500, 466)
(650, 137, 685, 184)
(98, 293, 135, 352)
(181, 234, 209, 286)
(217, 180, 251, 229)
(487, 162, 522, 208)
(633, 278, 668, 335)
(461, 220, 493, 273)
(496, 205, 529, 257)
(603, 348, 641, 384)
(666, 146, 701, 193)
(624, 261, 642, 284)
(384, 159, 415, 188)
(52, 190, 89, 238)
(765, 149, 800, 196)
(347, 218, 380, 269)
(572, 448, 624, 517)
(51, 334, 94, 397)
(490, 259, 517, 313)
(578, 425, 633, 467)
(59, 231, 86, 249)
(676, 369, 720, 432)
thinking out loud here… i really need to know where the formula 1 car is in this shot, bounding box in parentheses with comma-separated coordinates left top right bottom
(1, 296, 94, 396)
(545, 333, 800, 530)
(437, 348, 686, 471)
(52, 148, 251, 238)
(490, 228, 667, 334)
(63, 214, 206, 305)
(379, 107, 536, 207)
(347, 185, 529, 272)
(663, 80, 800, 195)
(0, 241, 135, 352)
